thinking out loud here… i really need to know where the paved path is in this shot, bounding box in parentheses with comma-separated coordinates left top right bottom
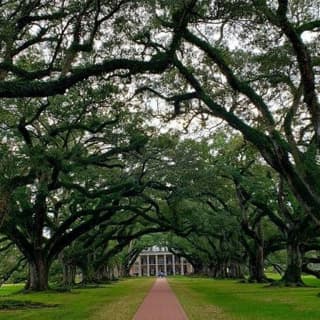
(133, 278, 188, 320)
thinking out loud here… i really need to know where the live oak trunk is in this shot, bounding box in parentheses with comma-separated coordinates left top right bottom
(0, 190, 10, 228)
(80, 264, 96, 284)
(248, 244, 268, 283)
(62, 262, 76, 287)
(281, 241, 304, 286)
(192, 262, 205, 275)
(26, 252, 49, 291)
(229, 262, 245, 279)
(59, 253, 76, 287)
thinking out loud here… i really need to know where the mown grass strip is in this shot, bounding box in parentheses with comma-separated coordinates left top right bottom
(0, 277, 154, 320)
(170, 276, 320, 320)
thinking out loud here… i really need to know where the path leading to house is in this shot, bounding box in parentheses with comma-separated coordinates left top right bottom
(133, 278, 188, 320)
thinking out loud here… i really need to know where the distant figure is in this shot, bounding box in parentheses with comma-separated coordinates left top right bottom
(158, 271, 165, 278)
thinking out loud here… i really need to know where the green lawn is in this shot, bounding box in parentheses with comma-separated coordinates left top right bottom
(0, 278, 154, 320)
(169, 276, 320, 320)
(3, 276, 320, 320)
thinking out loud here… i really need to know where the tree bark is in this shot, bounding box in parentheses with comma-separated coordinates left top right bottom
(0, 190, 10, 228)
(62, 262, 76, 286)
(26, 252, 49, 291)
(192, 262, 205, 275)
(80, 264, 96, 284)
(229, 262, 245, 279)
(281, 241, 304, 286)
(248, 245, 268, 283)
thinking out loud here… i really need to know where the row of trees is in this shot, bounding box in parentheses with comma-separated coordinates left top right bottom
(0, 77, 181, 289)
(159, 133, 320, 285)
(1, 125, 320, 289)
(0, 0, 319, 290)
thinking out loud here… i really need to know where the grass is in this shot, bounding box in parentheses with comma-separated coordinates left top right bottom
(0, 299, 58, 310)
(3, 275, 320, 319)
(169, 276, 320, 320)
(0, 277, 154, 320)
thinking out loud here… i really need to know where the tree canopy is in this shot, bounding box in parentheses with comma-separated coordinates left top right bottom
(0, 0, 320, 290)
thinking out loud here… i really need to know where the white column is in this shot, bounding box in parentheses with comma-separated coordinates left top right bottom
(138, 256, 142, 276)
(172, 254, 176, 275)
(147, 255, 150, 276)
(181, 257, 184, 275)
(155, 254, 159, 276)
(164, 254, 167, 275)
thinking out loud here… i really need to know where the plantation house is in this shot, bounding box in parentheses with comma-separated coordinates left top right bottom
(130, 246, 193, 276)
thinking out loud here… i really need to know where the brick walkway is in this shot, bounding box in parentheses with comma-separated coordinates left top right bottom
(133, 278, 188, 320)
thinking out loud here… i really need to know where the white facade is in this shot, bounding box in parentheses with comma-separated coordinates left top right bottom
(130, 246, 193, 276)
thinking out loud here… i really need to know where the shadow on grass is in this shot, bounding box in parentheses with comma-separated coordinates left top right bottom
(0, 300, 59, 310)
